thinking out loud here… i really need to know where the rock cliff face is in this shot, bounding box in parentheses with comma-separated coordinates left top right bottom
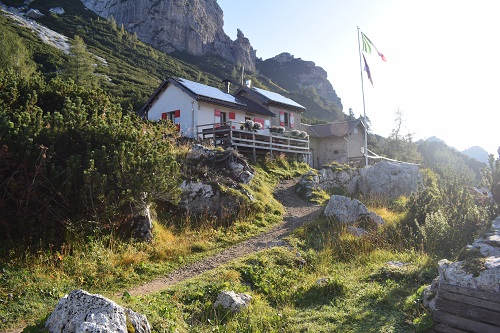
(257, 53, 343, 113)
(80, 0, 256, 72)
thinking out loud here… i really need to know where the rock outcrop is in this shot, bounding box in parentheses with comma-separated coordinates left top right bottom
(357, 161, 423, 200)
(257, 52, 343, 119)
(298, 161, 422, 201)
(80, 0, 257, 72)
(423, 216, 500, 313)
(178, 145, 255, 217)
(437, 216, 500, 292)
(45, 289, 151, 333)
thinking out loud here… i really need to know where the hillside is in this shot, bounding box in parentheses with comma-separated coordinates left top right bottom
(0, 0, 345, 122)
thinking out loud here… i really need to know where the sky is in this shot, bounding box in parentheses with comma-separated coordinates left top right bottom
(217, 0, 500, 156)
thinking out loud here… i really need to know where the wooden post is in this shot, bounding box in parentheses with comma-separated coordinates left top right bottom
(252, 132, 256, 163)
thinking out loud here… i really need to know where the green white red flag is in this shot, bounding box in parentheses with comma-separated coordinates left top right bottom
(361, 32, 387, 62)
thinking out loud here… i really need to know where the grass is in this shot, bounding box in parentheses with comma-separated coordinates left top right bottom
(0, 159, 306, 331)
(117, 244, 435, 332)
(0, 160, 437, 332)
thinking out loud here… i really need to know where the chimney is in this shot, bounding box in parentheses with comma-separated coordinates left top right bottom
(245, 79, 252, 88)
(222, 79, 231, 93)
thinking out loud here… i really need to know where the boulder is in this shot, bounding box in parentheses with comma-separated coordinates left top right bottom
(45, 289, 151, 333)
(324, 195, 385, 233)
(213, 291, 252, 313)
(324, 195, 368, 224)
(357, 161, 423, 199)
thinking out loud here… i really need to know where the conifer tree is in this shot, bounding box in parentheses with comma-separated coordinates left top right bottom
(0, 30, 36, 79)
(66, 35, 96, 86)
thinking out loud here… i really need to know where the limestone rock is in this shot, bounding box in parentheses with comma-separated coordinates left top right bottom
(80, 0, 256, 72)
(296, 168, 359, 200)
(324, 195, 369, 224)
(213, 291, 252, 313)
(358, 161, 423, 199)
(436, 216, 500, 293)
(25, 8, 44, 18)
(438, 257, 500, 292)
(45, 289, 151, 333)
(324, 195, 385, 233)
(49, 7, 65, 15)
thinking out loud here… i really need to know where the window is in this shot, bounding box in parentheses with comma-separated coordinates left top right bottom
(161, 110, 180, 131)
(161, 110, 179, 123)
(279, 111, 294, 127)
(283, 112, 290, 126)
(220, 111, 227, 123)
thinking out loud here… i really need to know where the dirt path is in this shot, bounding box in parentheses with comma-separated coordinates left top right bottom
(126, 178, 323, 296)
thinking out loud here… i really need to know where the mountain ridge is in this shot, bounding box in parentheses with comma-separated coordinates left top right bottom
(2, 0, 345, 121)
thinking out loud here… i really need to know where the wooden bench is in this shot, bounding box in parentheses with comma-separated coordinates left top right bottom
(429, 283, 500, 333)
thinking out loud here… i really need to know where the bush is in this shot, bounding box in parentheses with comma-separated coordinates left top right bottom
(0, 73, 181, 247)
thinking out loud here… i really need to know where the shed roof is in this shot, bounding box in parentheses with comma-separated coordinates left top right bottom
(305, 119, 364, 138)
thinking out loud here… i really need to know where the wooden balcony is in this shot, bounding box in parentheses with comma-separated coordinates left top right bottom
(197, 122, 311, 163)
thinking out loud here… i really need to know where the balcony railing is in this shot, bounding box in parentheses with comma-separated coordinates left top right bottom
(197, 121, 310, 162)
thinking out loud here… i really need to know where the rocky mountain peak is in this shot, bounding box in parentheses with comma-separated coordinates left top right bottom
(258, 52, 342, 117)
(80, 0, 256, 72)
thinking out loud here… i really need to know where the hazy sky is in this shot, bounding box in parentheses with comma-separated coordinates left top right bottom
(217, 0, 500, 155)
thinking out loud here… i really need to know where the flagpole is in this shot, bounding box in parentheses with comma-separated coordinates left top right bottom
(357, 26, 369, 167)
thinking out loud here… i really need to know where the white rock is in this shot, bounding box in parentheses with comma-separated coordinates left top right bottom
(181, 181, 214, 199)
(49, 7, 65, 15)
(324, 195, 368, 223)
(358, 161, 423, 199)
(45, 289, 151, 333)
(25, 8, 44, 18)
(213, 291, 252, 313)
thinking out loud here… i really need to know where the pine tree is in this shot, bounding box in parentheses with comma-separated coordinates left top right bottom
(66, 35, 96, 86)
(0, 30, 36, 79)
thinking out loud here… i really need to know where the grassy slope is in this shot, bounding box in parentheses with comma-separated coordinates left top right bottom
(0, 160, 435, 332)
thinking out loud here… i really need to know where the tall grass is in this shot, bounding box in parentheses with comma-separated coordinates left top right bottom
(0, 157, 309, 331)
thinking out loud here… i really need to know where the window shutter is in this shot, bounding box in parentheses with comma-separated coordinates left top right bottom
(254, 118, 264, 126)
(279, 110, 285, 126)
(214, 109, 221, 117)
(161, 112, 168, 119)
(229, 112, 236, 120)
(174, 110, 180, 118)
(290, 113, 295, 128)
